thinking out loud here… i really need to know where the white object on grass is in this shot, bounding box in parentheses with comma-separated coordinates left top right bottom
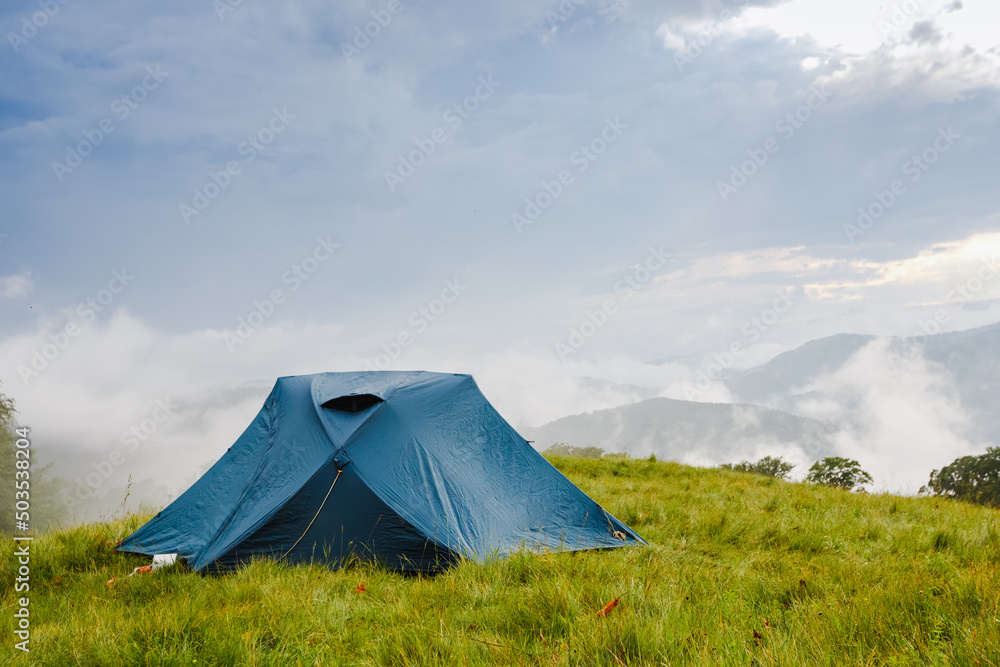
(151, 553, 178, 570)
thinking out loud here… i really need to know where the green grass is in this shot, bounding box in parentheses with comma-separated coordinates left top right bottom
(4, 456, 1000, 665)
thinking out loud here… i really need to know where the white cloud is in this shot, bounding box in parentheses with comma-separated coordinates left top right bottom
(654, 23, 687, 52)
(626, 232, 1000, 317)
(730, 0, 1000, 94)
(800, 56, 821, 70)
(739, 0, 890, 54)
(792, 338, 984, 492)
(0, 273, 32, 299)
(738, 0, 998, 55)
(0, 306, 693, 509)
(0, 278, 994, 515)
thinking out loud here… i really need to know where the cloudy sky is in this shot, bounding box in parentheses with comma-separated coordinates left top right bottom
(1, 0, 999, 501)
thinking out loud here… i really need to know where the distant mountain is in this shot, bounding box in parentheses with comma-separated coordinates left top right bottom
(920, 323, 1000, 439)
(725, 322, 1000, 443)
(521, 397, 840, 468)
(725, 333, 874, 405)
(576, 376, 664, 402)
(526, 322, 1000, 484)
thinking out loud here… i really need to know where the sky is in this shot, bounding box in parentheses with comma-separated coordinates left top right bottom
(1, 0, 999, 503)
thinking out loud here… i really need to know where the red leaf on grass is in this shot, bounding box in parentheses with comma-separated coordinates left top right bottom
(597, 595, 623, 617)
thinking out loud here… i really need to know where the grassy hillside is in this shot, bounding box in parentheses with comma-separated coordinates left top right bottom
(3, 456, 999, 666)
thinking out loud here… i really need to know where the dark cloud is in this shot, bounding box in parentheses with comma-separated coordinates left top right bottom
(908, 20, 943, 46)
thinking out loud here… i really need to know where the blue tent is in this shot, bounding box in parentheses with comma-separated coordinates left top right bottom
(117, 371, 644, 573)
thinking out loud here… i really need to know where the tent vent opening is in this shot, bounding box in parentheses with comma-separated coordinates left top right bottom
(322, 394, 383, 412)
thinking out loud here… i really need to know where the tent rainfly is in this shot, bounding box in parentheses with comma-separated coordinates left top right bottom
(117, 371, 645, 573)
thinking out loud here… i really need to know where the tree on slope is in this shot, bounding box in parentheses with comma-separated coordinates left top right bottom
(543, 443, 605, 459)
(0, 383, 13, 428)
(1, 380, 66, 533)
(925, 448, 1000, 508)
(1, 381, 21, 533)
(719, 455, 794, 480)
(806, 457, 872, 491)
